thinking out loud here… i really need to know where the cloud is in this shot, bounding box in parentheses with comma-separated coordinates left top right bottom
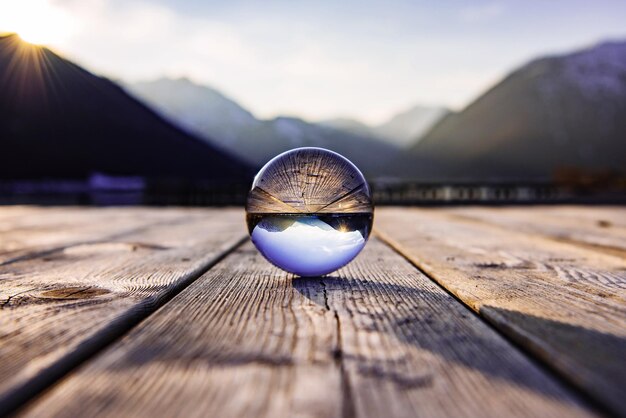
(459, 2, 505, 23)
(56, 0, 257, 77)
(52, 0, 444, 122)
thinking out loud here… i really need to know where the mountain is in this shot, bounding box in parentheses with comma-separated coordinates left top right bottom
(317, 117, 376, 138)
(124, 77, 400, 178)
(373, 105, 450, 148)
(126, 77, 259, 157)
(319, 106, 449, 148)
(0, 34, 252, 182)
(404, 40, 626, 181)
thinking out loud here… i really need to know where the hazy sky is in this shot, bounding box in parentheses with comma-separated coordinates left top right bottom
(2, 0, 626, 123)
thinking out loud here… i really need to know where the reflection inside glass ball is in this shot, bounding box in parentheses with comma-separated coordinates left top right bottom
(247, 213, 372, 277)
(246, 147, 373, 277)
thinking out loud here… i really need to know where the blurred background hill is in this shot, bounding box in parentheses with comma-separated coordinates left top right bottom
(317, 105, 449, 148)
(399, 40, 626, 182)
(121, 39, 626, 183)
(123, 77, 400, 177)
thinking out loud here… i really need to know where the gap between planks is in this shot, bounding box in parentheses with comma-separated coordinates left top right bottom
(374, 229, 615, 418)
(0, 211, 249, 416)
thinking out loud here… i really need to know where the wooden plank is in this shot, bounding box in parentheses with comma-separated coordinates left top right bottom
(23, 239, 594, 417)
(375, 207, 626, 415)
(444, 205, 626, 256)
(0, 208, 247, 413)
(0, 206, 44, 221)
(0, 207, 200, 265)
(529, 206, 626, 228)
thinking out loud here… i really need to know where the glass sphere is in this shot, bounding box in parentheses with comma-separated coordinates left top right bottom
(246, 147, 373, 277)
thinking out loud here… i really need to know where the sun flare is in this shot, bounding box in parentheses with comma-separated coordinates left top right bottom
(0, 0, 75, 46)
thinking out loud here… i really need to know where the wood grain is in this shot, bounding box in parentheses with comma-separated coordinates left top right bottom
(375, 207, 626, 415)
(23, 239, 593, 418)
(0, 208, 247, 413)
(443, 205, 626, 256)
(247, 147, 372, 214)
(0, 207, 198, 265)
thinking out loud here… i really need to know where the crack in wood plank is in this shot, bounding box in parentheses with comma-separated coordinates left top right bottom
(320, 278, 356, 418)
(375, 207, 626, 416)
(0, 210, 249, 416)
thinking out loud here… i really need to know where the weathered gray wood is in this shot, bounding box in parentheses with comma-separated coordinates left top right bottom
(0, 207, 197, 265)
(0, 208, 246, 413)
(375, 207, 626, 415)
(23, 239, 593, 418)
(444, 205, 626, 256)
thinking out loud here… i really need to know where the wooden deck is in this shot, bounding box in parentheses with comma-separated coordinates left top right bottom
(0, 206, 624, 417)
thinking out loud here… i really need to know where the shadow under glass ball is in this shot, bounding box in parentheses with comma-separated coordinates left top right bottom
(246, 147, 373, 277)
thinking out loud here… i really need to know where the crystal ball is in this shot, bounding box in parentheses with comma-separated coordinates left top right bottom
(246, 147, 374, 277)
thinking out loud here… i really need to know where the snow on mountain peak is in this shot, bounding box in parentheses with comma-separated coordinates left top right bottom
(563, 40, 626, 99)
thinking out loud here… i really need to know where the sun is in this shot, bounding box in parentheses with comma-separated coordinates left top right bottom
(17, 24, 68, 46)
(0, 0, 75, 46)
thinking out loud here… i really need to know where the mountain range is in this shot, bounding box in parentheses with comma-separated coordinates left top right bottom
(124, 78, 416, 177)
(1, 33, 624, 186)
(0, 34, 252, 183)
(127, 40, 626, 183)
(320, 105, 449, 148)
(402, 40, 626, 181)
